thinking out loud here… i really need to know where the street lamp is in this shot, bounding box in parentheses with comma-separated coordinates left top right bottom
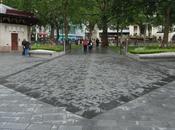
(62, 23, 65, 53)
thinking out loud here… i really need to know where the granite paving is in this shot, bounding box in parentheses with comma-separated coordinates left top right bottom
(0, 84, 83, 130)
(0, 49, 175, 130)
(93, 81, 175, 130)
(1, 49, 174, 119)
(0, 53, 47, 78)
(0, 76, 175, 130)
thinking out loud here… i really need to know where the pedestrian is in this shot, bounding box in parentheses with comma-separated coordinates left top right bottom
(22, 39, 27, 56)
(88, 40, 93, 51)
(83, 38, 88, 53)
(96, 38, 100, 47)
(24, 41, 31, 56)
(158, 36, 162, 44)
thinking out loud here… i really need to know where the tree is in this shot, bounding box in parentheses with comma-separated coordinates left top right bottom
(159, 0, 175, 47)
(4, 0, 34, 11)
(111, 0, 136, 46)
(78, 0, 99, 39)
(96, 0, 113, 47)
(80, 0, 114, 47)
(32, 0, 64, 42)
(143, 0, 175, 47)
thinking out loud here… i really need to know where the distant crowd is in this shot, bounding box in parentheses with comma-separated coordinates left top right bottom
(81, 38, 100, 53)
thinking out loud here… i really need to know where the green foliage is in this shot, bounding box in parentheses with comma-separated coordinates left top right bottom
(71, 44, 82, 50)
(3, 0, 175, 46)
(110, 44, 175, 54)
(31, 44, 63, 52)
(129, 45, 175, 54)
(129, 48, 175, 54)
(4, 0, 34, 11)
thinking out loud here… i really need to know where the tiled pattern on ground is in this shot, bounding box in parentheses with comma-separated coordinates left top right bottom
(149, 61, 175, 76)
(0, 81, 175, 130)
(0, 84, 83, 130)
(93, 81, 175, 130)
(1, 51, 172, 118)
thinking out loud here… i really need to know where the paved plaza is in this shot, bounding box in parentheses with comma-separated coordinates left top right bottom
(0, 49, 175, 130)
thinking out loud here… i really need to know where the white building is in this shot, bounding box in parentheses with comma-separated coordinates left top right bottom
(129, 25, 175, 42)
(0, 4, 37, 52)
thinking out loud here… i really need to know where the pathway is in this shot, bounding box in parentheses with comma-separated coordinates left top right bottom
(0, 49, 174, 130)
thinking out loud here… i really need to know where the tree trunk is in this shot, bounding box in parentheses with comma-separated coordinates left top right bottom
(89, 23, 94, 40)
(63, 0, 70, 52)
(116, 23, 119, 47)
(50, 24, 55, 41)
(64, 0, 68, 43)
(56, 25, 60, 43)
(101, 16, 108, 47)
(162, 7, 171, 47)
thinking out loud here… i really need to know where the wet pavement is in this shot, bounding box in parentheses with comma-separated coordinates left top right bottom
(0, 49, 175, 129)
(0, 53, 47, 78)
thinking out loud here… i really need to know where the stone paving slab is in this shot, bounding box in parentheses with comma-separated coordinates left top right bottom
(0, 53, 47, 78)
(93, 81, 175, 130)
(1, 51, 174, 118)
(0, 49, 175, 130)
(0, 84, 83, 130)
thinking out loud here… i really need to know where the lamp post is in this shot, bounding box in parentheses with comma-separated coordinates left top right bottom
(62, 23, 65, 53)
(60, 18, 65, 53)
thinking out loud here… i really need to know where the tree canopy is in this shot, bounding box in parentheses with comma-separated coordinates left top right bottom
(3, 0, 175, 47)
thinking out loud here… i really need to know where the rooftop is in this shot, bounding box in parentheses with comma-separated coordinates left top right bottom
(0, 3, 37, 25)
(0, 3, 34, 17)
(0, 3, 14, 14)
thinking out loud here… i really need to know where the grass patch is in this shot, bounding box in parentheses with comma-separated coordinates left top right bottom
(129, 45, 175, 54)
(31, 44, 64, 52)
(109, 44, 175, 54)
(31, 43, 82, 52)
(71, 44, 82, 50)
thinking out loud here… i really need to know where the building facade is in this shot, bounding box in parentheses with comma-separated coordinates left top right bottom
(129, 25, 175, 42)
(0, 4, 37, 52)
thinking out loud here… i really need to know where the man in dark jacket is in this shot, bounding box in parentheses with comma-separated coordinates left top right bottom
(25, 41, 30, 56)
(22, 39, 27, 55)
(22, 39, 30, 56)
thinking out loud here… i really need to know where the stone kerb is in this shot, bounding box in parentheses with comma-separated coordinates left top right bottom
(29, 50, 65, 58)
(139, 52, 175, 60)
(127, 52, 175, 61)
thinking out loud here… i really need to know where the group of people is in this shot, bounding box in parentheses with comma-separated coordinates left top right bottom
(22, 39, 31, 56)
(82, 38, 100, 53)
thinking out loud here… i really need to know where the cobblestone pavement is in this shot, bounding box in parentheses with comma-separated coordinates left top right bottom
(0, 84, 83, 130)
(0, 81, 175, 130)
(1, 49, 175, 119)
(0, 49, 175, 129)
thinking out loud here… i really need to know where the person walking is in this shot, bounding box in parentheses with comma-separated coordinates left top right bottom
(24, 41, 31, 56)
(88, 40, 93, 52)
(83, 38, 88, 53)
(22, 39, 27, 55)
(96, 38, 100, 47)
